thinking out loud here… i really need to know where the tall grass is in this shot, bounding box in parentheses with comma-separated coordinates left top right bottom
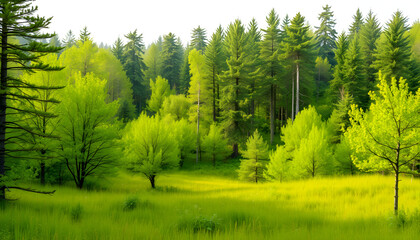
(0, 172, 419, 239)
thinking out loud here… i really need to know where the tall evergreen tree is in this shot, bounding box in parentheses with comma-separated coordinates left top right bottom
(161, 33, 183, 90)
(328, 33, 349, 101)
(191, 26, 207, 52)
(220, 19, 251, 157)
(123, 30, 147, 113)
(79, 26, 91, 44)
(111, 37, 124, 63)
(62, 30, 76, 48)
(349, 9, 364, 39)
(143, 43, 162, 85)
(282, 13, 316, 119)
(373, 11, 416, 89)
(360, 11, 381, 85)
(0, 0, 62, 199)
(179, 44, 192, 94)
(315, 5, 337, 65)
(205, 26, 225, 122)
(260, 9, 282, 144)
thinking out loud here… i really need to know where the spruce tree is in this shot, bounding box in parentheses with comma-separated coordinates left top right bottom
(282, 13, 316, 119)
(62, 30, 76, 48)
(238, 129, 269, 183)
(315, 5, 337, 65)
(260, 9, 282, 144)
(143, 43, 162, 84)
(373, 11, 415, 89)
(0, 0, 62, 199)
(123, 30, 147, 113)
(112, 37, 124, 63)
(328, 33, 349, 101)
(79, 26, 91, 44)
(205, 26, 225, 122)
(179, 44, 192, 94)
(220, 19, 251, 157)
(161, 33, 183, 90)
(191, 26, 207, 52)
(360, 11, 381, 85)
(349, 9, 364, 39)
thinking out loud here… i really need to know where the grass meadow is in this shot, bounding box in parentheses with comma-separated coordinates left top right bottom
(1, 168, 419, 240)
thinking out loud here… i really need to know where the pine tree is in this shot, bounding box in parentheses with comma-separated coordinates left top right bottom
(220, 19, 251, 157)
(123, 30, 147, 113)
(112, 37, 124, 63)
(328, 33, 349, 101)
(315, 5, 337, 65)
(246, 18, 262, 132)
(79, 26, 91, 44)
(191, 26, 207, 52)
(349, 9, 364, 39)
(201, 123, 229, 166)
(205, 26, 225, 122)
(179, 44, 192, 94)
(161, 33, 183, 90)
(360, 11, 381, 85)
(373, 11, 415, 89)
(260, 9, 282, 144)
(62, 30, 76, 48)
(328, 89, 355, 144)
(282, 13, 316, 119)
(143, 43, 162, 84)
(238, 129, 269, 183)
(0, 0, 62, 199)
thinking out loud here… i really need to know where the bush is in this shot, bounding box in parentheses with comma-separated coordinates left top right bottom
(123, 196, 139, 211)
(70, 203, 83, 222)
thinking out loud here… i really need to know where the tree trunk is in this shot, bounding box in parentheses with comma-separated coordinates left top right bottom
(394, 170, 399, 215)
(40, 161, 46, 185)
(196, 83, 200, 164)
(149, 175, 156, 189)
(77, 177, 84, 189)
(270, 84, 275, 144)
(212, 67, 216, 122)
(0, 21, 8, 201)
(291, 74, 295, 121)
(232, 143, 239, 158)
(296, 62, 300, 116)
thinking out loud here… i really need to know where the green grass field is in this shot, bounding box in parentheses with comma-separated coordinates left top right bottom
(1, 169, 419, 240)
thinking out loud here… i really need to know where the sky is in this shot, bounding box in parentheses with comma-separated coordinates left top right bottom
(35, 0, 419, 47)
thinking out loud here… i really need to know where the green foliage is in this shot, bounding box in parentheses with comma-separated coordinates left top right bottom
(122, 114, 179, 188)
(123, 196, 139, 211)
(328, 33, 349, 101)
(360, 11, 381, 85)
(70, 203, 83, 222)
(348, 9, 364, 39)
(265, 146, 290, 182)
(238, 130, 269, 183)
(79, 26, 92, 43)
(315, 56, 331, 98)
(160, 94, 191, 120)
(57, 73, 120, 189)
(346, 75, 420, 174)
(111, 37, 124, 63)
(62, 30, 76, 48)
(373, 11, 416, 89)
(291, 125, 332, 178)
(191, 26, 207, 52)
(315, 5, 337, 65)
(171, 118, 196, 167)
(147, 76, 171, 113)
(161, 33, 183, 90)
(328, 89, 355, 144)
(201, 124, 230, 166)
(143, 43, 162, 85)
(334, 136, 357, 175)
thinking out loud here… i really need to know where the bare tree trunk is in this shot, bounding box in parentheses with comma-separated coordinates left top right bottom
(394, 170, 399, 215)
(40, 161, 46, 185)
(149, 175, 156, 189)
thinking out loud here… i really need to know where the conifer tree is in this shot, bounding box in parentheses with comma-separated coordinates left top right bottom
(282, 13, 316, 119)
(315, 5, 337, 65)
(144, 43, 162, 84)
(112, 37, 124, 63)
(0, 0, 62, 199)
(349, 9, 364, 39)
(260, 9, 282, 144)
(123, 30, 147, 113)
(373, 11, 416, 89)
(201, 124, 229, 166)
(161, 33, 183, 90)
(62, 30, 76, 48)
(191, 26, 207, 52)
(328, 33, 349, 101)
(238, 129, 269, 183)
(360, 11, 381, 85)
(220, 19, 251, 157)
(179, 44, 192, 94)
(79, 26, 91, 44)
(147, 76, 170, 113)
(205, 26, 225, 122)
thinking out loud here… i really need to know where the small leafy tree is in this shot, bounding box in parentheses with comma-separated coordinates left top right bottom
(346, 74, 420, 215)
(58, 73, 120, 189)
(122, 114, 179, 188)
(201, 124, 229, 166)
(171, 118, 196, 167)
(333, 136, 357, 175)
(238, 129, 269, 183)
(160, 94, 191, 120)
(147, 76, 171, 113)
(265, 146, 290, 182)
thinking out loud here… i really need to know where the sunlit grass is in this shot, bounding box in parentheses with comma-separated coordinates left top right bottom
(1, 171, 419, 239)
